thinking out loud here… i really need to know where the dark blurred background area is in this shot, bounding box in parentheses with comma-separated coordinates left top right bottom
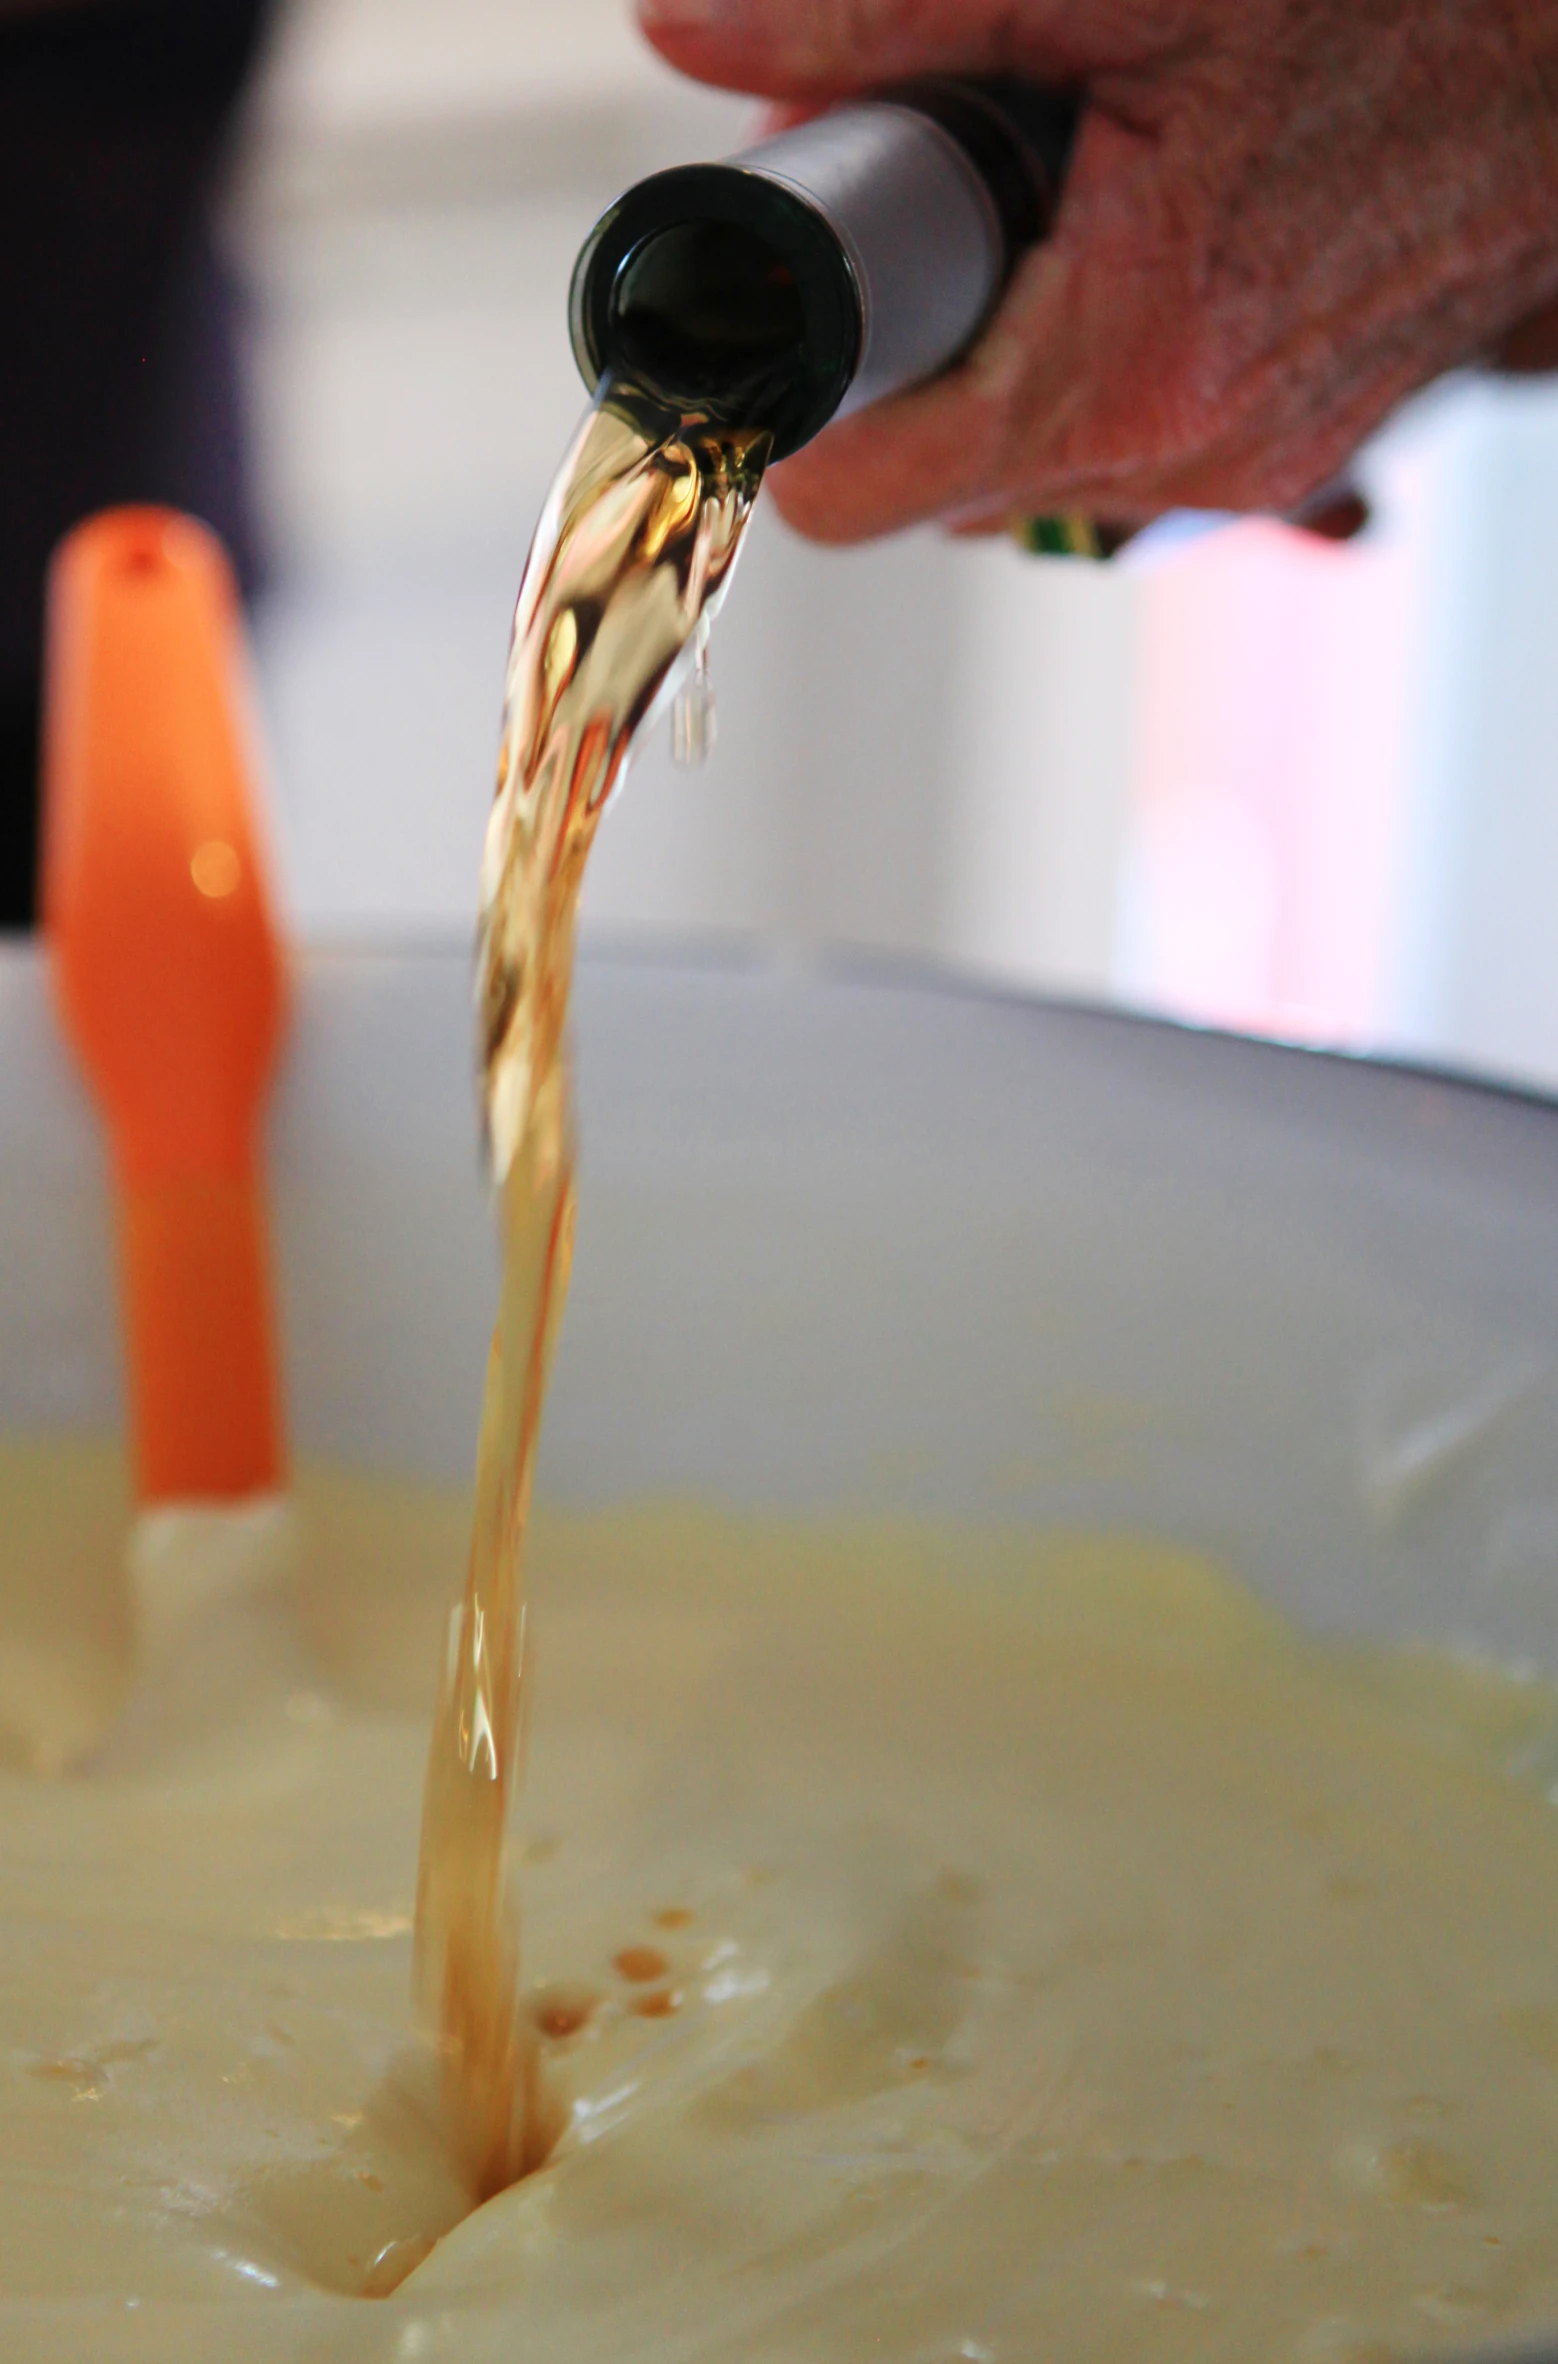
(0, 0, 273, 928)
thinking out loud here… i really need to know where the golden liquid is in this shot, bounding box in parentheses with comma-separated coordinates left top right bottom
(412, 385, 768, 2200)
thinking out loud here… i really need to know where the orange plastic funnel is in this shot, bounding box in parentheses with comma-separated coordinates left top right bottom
(42, 507, 287, 1505)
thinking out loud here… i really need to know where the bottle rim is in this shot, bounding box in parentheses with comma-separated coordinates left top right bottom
(568, 163, 863, 460)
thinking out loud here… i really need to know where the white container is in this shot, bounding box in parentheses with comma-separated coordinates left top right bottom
(4, 939, 1558, 2362)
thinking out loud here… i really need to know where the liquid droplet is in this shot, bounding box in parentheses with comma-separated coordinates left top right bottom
(632, 1986, 683, 2019)
(531, 1987, 598, 2041)
(614, 1945, 669, 1984)
(671, 622, 716, 768)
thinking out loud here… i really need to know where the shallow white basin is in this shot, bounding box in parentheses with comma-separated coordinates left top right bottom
(4, 939, 1558, 2361)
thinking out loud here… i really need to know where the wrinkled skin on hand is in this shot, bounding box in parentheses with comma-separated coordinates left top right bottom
(636, 0, 1558, 541)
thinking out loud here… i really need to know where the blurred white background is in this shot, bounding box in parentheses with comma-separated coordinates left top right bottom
(232, 0, 1558, 1092)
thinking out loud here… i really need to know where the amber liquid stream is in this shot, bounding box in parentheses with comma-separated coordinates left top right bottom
(412, 385, 768, 2198)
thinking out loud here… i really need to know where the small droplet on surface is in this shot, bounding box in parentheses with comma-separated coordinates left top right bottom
(613, 1945, 669, 1984)
(30, 2056, 105, 2101)
(653, 1906, 694, 1930)
(632, 1987, 682, 2019)
(532, 1988, 598, 2041)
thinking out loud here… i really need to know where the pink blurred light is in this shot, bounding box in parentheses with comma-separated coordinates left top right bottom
(1122, 515, 1414, 1047)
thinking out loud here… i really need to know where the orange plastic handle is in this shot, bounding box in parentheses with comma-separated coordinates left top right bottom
(42, 507, 287, 1504)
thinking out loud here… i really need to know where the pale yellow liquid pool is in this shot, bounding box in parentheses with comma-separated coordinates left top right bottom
(5, 1437, 1558, 2361)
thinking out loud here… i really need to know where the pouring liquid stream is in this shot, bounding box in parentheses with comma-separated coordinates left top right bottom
(412, 381, 768, 2199)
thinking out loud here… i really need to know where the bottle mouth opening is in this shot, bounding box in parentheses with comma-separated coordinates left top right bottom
(569, 165, 861, 460)
(609, 221, 809, 417)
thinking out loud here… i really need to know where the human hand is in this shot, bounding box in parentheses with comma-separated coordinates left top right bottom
(635, 0, 1558, 542)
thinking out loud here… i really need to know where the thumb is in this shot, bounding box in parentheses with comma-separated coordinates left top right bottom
(634, 0, 1159, 100)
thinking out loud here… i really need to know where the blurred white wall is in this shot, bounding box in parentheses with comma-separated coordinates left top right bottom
(232, 0, 1558, 1096)
(1379, 378, 1558, 1088)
